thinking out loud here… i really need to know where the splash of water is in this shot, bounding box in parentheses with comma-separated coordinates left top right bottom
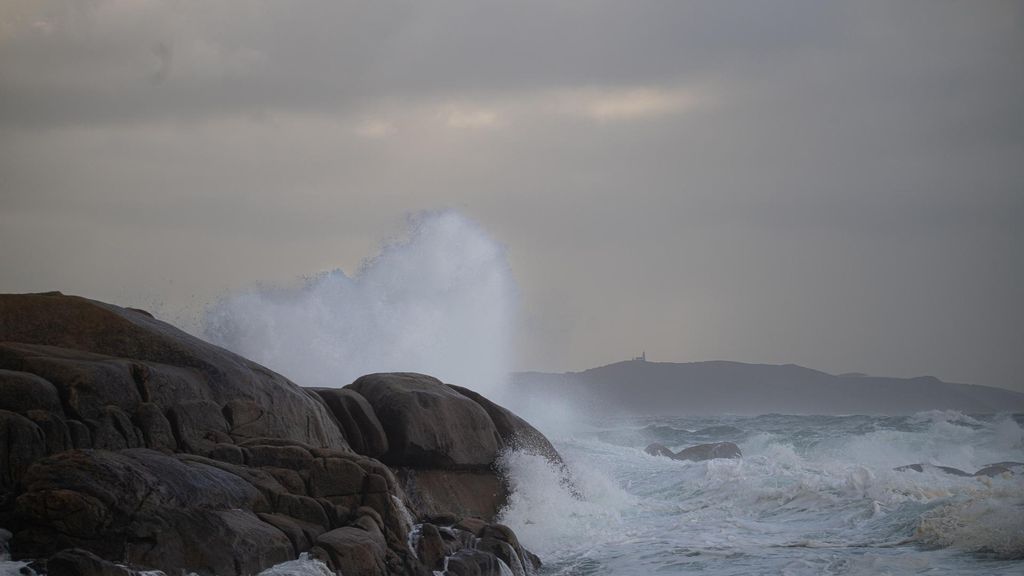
(203, 210, 516, 398)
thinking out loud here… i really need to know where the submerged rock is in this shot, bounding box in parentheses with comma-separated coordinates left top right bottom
(973, 465, 1012, 477)
(348, 373, 502, 470)
(644, 441, 742, 461)
(893, 463, 972, 477)
(981, 461, 1024, 472)
(674, 442, 742, 461)
(643, 442, 676, 458)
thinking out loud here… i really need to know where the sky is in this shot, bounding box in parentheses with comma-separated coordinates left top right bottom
(1, 1, 1022, 392)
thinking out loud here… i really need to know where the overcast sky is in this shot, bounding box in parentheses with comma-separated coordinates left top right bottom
(2, 1, 1022, 391)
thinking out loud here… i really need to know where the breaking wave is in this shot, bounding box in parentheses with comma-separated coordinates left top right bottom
(203, 210, 516, 398)
(499, 411, 1024, 574)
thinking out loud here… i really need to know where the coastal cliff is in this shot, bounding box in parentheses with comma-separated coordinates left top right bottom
(0, 292, 552, 576)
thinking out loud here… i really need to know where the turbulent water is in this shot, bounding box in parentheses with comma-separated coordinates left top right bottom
(203, 210, 516, 398)
(499, 410, 1024, 576)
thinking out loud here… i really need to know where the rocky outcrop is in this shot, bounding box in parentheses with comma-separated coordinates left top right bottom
(894, 462, 1018, 478)
(311, 388, 389, 459)
(411, 519, 540, 576)
(447, 385, 561, 465)
(0, 292, 554, 576)
(643, 441, 742, 462)
(347, 373, 502, 470)
(346, 374, 516, 523)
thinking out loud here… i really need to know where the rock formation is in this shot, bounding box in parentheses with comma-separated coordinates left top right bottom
(0, 292, 552, 576)
(894, 462, 1018, 478)
(643, 441, 742, 461)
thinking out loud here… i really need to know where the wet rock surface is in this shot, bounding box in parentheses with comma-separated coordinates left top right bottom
(0, 292, 552, 576)
(894, 462, 1018, 478)
(644, 441, 742, 461)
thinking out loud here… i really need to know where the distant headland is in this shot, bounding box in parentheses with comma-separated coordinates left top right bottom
(514, 358, 1024, 415)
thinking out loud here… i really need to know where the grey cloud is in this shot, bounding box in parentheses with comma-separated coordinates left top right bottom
(1, 0, 1022, 392)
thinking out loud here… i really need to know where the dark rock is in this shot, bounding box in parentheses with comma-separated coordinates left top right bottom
(413, 523, 447, 571)
(394, 469, 506, 522)
(257, 513, 324, 556)
(0, 293, 547, 576)
(246, 445, 314, 470)
(982, 461, 1024, 471)
(0, 344, 142, 421)
(973, 465, 1013, 477)
(275, 494, 331, 531)
(311, 388, 389, 458)
(448, 384, 562, 463)
(894, 463, 972, 476)
(1, 527, 11, 557)
(674, 442, 742, 461)
(261, 467, 307, 495)
(166, 401, 232, 454)
(46, 548, 131, 576)
(0, 410, 46, 490)
(207, 443, 246, 465)
(308, 457, 366, 498)
(24, 410, 71, 456)
(445, 549, 506, 576)
(454, 516, 487, 537)
(87, 406, 143, 451)
(644, 442, 675, 458)
(315, 526, 387, 576)
(13, 449, 294, 575)
(0, 370, 63, 415)
(66, 420, 92, 449)
(347, 373, 500, 469)
(222, 399, 268, 438)
(131, 403, 176, 452)
(0, 292, 346, 448)
(476, 537, 526, 576)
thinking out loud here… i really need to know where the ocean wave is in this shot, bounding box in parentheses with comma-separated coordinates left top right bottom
(504, 412, 1024, 575)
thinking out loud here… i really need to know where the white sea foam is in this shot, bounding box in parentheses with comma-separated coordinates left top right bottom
(203, 210, 517, 398)
(497, 447, 635, 561)
(499, 412, 1024, 574)
(255, 553, 334, 576)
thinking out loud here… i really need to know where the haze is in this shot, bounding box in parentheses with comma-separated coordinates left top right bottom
(1, 1, 1022, 392)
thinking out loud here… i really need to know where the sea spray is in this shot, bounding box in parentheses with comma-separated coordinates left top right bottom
(497, 447, 635, 561)
(498, 412, 1024, 574)
(203, 210, 517, 398)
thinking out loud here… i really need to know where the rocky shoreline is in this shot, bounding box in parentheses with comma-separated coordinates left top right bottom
(0, 292, 555, 576)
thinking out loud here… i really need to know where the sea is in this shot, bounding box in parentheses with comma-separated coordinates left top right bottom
(497, 410, 1024, 575)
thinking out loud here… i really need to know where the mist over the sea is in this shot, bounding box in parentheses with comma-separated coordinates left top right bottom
(203, 210, 517, 399)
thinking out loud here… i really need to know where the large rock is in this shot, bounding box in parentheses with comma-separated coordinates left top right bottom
(0, 369, 63, 415)
(0, 293, 548, 576)
(46, 548, 133, 576)
(644, 441, 742, 462)
(311, 388, 389, 458)
(449, 384, 561, 463)
(893, 463, 972, 477)
(347, 373, 501, 469)
(0, 293, 345, 449)
(12, 449, 298, 575)
(314, 525, 387, 576)
(393, 469, 507, 521)
(674, 441, 742, 461)
(0, 410, 47, 491)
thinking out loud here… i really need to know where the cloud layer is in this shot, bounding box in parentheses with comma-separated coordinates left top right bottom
(1, 1, 1022, 391)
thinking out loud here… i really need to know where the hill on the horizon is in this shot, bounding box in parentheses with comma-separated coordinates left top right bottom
(512, 360, 1024, 415)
